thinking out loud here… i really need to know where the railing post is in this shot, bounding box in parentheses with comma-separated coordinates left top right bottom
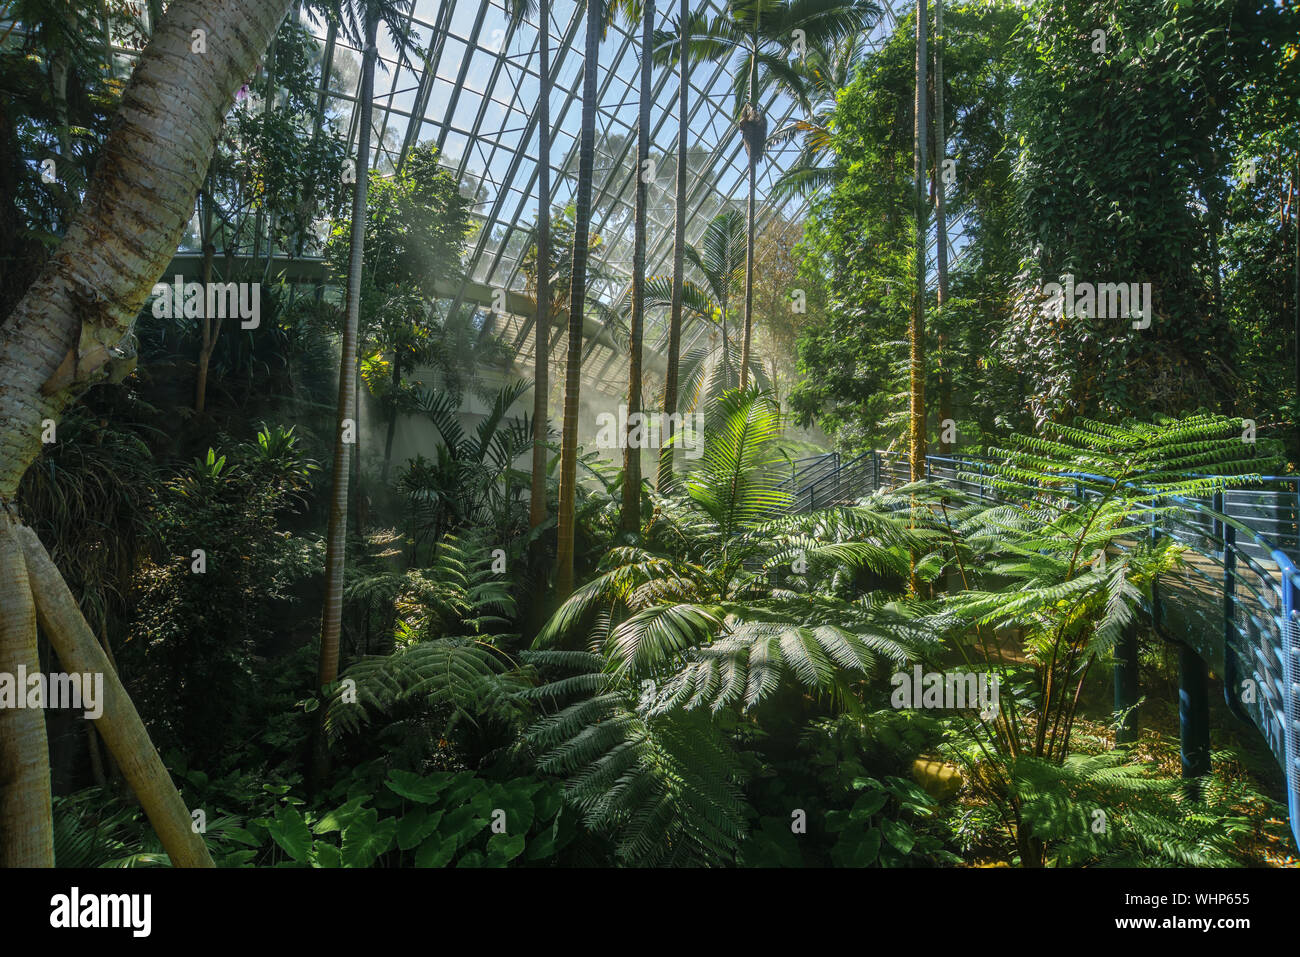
(1212, 489, 1223, 543)
(1179, 641, 1212, 781)
(872, 450, 880, 492)
(1223, 525, 1250, 723)
(1150, 524, 1162, 631)
(1114, 621, 1140, 746)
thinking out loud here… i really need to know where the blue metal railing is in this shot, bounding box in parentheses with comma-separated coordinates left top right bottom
(783, 449, 1300, 849)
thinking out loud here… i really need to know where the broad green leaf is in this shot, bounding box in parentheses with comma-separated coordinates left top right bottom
(396, 808, 444, 851)
(267, 806, 313, 863)
(386, 769, 453, 804)
(415, 835, 457, 868)
(485, 832, 526, 865)
(880, 818, 915, 855)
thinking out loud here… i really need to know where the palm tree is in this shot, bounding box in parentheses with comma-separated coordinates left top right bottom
(528, 387, 923, 864)
(910, 0, 928, 483)
(658, 0, 690, 491)
(646, 210, 767, 411)
(649, 3, 721, 490)
(693, 0, 880, 392)
(0, 0, 289, 869)
(932, 0, 951, 453)
(768, 30, 872, 201)
(511, 0, 553, 535)
(311, 0, 416, 782)
(556, 0, 607, 598)
(621, 0, 655, 536)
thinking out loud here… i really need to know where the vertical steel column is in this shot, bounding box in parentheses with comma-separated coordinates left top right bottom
(1179, 647, 1212, 779)
(1113, 621, 1140, 746)
(1223, 525, 1250, 722)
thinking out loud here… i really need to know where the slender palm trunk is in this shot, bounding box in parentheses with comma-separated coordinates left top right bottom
(658, 0, 688, 492)
(933, 0, 950, 454)
(556, 1, 601, 598)
(529, 1, 552, 531)
(910, 0, 928, 484)
(317, 9, 377, 694)
(739, 36, 758, 391)
(622, 0, 653, 535)
(721, 284, 730, 381)
(195, 176, 217, 413)
(380, 352, 400, 483)
(741, 157, 756, 390)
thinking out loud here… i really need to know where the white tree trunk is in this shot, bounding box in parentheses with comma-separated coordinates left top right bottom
(0, 0, 293, 500)
(0, 520, 53, 866)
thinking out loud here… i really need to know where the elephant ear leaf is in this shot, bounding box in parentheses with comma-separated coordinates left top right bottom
(267, 806, 313, 863)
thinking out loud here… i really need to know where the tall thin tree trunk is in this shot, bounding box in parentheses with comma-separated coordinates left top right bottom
(0, 520, 52, 866)
(195, 177, 217, 414)
(910, 0, 929, 484)
(315, 9, 378, 772)
(721, 287, 730, 381)
(741, 156, 756, 390)
(933, 0, 951, 454)
(529, 0, 552, 531)
(622, 0, 653, 535)
(380, 353, 401, 483)
(556, 0, 601, 598)
(658, 0, 688, 492)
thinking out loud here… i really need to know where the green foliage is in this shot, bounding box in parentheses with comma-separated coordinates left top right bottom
(791, 1, 1024, 452)
(1001, 0, 1298, 423)
(326, 141, 470, 297)
(125, 428, 323, 762)
(907, 413, 1285, 863)
(522, 650, 750, 867)
(1009, 750, 1285, 867)
(398, 380, 533, 549)
(521, 391, 945, 864)
(254, 765, 576, 868)
(740, 712, 956, 867)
